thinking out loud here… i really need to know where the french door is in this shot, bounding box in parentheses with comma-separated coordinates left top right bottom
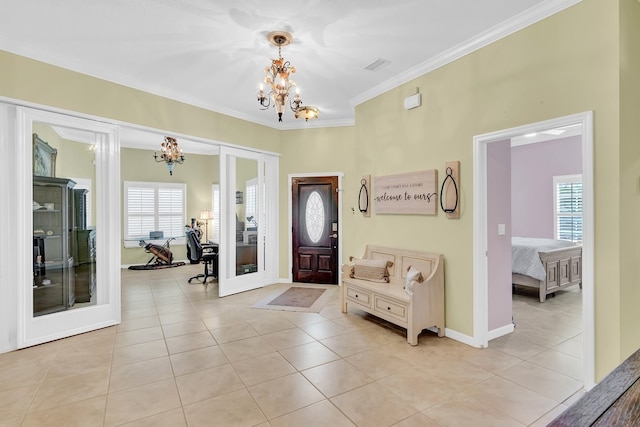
(14, 107, 120, 348)
(218, 146, 278, 296)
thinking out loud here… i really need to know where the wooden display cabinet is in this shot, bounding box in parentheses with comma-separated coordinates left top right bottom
(33, 176, 76, 316)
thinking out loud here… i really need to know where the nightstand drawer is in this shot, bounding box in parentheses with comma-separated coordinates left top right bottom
(374, 296, 407, 321)
(346, 286, 371, 307)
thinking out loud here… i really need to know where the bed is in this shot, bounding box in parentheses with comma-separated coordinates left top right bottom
(512, 237, 582, 302)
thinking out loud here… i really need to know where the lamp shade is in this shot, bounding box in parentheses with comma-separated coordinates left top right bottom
(200, 209, 212, 220)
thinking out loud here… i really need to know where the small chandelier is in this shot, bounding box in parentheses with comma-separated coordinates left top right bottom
(257, 31, 319, 123)
(153, 136, 184, 175)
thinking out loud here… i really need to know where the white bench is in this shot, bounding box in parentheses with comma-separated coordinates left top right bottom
(341, 245, 445, 345)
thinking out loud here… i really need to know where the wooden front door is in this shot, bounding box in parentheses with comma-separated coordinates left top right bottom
(292, 176, 338, 284)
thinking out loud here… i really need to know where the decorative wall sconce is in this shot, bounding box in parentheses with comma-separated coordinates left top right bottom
(440, 161, 460, 219)
(358, 175, 371, 217)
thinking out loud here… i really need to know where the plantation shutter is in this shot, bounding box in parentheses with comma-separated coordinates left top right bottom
(124, 182, 186, 241)
(554, 176, 583, 242)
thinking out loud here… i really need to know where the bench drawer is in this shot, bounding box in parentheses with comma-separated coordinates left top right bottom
(374, 296, 408, 322)
(345, 286, 371, 308)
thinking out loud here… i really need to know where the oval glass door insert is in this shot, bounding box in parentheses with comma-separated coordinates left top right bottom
(305, 191, 325, 243)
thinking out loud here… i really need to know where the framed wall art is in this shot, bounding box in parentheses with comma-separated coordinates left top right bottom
(32, 133, 57, 177)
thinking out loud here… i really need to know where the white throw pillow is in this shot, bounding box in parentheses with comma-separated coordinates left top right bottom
(405, 265, 423, 295)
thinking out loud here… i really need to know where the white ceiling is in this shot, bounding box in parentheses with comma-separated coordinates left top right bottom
(0, 0, 579, 134)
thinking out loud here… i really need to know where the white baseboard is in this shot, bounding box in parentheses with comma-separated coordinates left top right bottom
(278, 277, 293, 284)
(442, 328, 483, 348)
(488, 323, 515, 341)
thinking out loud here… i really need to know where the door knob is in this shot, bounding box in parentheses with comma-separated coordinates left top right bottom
(329, 233, 337, 238)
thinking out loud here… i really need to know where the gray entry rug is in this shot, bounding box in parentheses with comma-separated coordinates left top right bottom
(252, 285, 336, 313)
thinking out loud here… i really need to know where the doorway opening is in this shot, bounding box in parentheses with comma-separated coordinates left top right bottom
(473, 111, 595, 390)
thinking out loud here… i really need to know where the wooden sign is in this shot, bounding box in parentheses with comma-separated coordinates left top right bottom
(374, 169, 438, 215)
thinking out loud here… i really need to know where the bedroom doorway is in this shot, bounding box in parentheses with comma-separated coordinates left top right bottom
(473, 111, 595, 390)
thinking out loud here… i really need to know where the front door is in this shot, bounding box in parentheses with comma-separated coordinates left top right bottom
(292, 176, 338, 284)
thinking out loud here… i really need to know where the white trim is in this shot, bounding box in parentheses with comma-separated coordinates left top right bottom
(288, 172, 344, 285)
(351, 0, 582, 108)
(0, 2, 579, 130)
(0, 103, 18, 353)
(15, 106, 121, 349)
(0, 95, 282, 158)
(443, 328, 479, 348)
(473, 111, 595, 390)
(488, 323, 516, 341)
(218, 148, 279, 297)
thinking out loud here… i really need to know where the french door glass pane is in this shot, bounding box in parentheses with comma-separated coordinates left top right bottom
(32, 121, 98, 317)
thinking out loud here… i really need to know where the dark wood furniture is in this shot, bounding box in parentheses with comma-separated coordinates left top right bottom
(33, 176, 76, 315)
(549, 348, 640, 426)
(236, 243, 257, 275)
(74, 229, 96, 303)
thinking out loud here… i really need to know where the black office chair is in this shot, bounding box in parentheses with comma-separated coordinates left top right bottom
(186, 230, 218, 283)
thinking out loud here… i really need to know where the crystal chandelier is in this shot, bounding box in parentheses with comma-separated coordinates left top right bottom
(257, 31, 319, 122)
(153, 136, 184, 175)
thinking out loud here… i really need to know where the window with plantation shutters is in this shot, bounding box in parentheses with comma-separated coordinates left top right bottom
(124, 181, 186, 246)
(245, 178, 257, 229)
(553, 175, 582, 243)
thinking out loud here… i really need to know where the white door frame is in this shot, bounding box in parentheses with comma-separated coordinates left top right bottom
(473, 111, 595, 390)
(218, 146, 279, 296)
(15, 106, 121, 348)
(287, 172, 344, 284)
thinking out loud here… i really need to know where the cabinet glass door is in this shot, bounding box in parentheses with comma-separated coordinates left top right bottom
(18, 108, 120, 348)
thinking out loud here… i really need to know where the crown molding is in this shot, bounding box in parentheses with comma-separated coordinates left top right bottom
(350, 0, 582, 107)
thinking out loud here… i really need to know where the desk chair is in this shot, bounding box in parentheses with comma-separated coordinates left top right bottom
(186, 230, 218, 283)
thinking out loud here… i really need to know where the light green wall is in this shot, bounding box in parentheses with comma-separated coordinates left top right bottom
(279, 0, 628, 380)
(279, 126, 358, 276)
(0, 51, 281, 153)
(619, 0, 640, 359)
(355, 0, 620, 348)
(120, 147, 219, 265)
(2, 0, 639, 381)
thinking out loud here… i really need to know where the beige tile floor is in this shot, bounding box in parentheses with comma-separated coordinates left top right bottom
(0, 266, 585, 426)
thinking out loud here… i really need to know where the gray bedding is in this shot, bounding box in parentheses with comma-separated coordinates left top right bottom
(512, 237, 576, 281)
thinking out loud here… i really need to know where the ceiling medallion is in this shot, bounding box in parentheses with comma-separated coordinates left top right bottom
(257, 31, 319, 123)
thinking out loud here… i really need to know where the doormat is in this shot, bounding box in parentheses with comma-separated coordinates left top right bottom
(252, 285, 336, 313)
(128, 262, 186, 271)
